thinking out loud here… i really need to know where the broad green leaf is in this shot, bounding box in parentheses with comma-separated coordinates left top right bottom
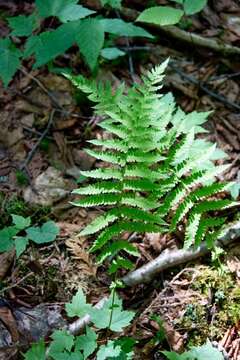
(49, 330, 74, 358)
(15, 236, 29, 257)
(23, 339, 46, 360)
(0, 38, 22, 87)
(65, 288, 93, 318)
(26, 221, 59, 244)
(58, 5, 95, 23)
(90, 292, 134, 332)
(230, 182, 240, 200)
(36, 0, 75, 18)
(50, 352, 83, 360)
(75, 326, 98, 358)
(25, 22, 76, 67)
(11, 214, 31, 230)
(97, 341, 121, 360)
(188, 340, 224, 359)
(183, 0, 207, 15)
(162, 351, 189, 360)
(8, 14, 39, 37)
(101, 0, 122, 8)
(0, 226, 17, 252)
(101, 47, 125, 60)
(100, 19, 154, 38)
(136, 6, 184, 26)
(76, 19, 105, 70)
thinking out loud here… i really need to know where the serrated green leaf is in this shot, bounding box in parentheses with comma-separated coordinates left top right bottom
(0, 38, 21, 87)
(101, 47, 126, 60)
(26, 221, 59, 244)
(8, 13, 39, 37)
(11, 214, 31, 230)
(97, 240, 139, 263)
(108, 257, 134, 274)
(72, 193, 121, 207)
(184, 212, 201, 249)
(183, 0, 207, 15)
(65, 288, 93, 318)
(25, 22, 76, 67)
(80, 212, 118, 236)
(15, 236, 29, 257)
(49, 330, 74, 356)
(100, 19, 154, 38)
(73, 181, 121, 195)
(76, 19, 104, 70)
(137, 6, 183, 26)
(90, 293, 134, 331)
(97, 341, 121, 360)
(80, 168, 122, 180)
(58, 5, 95, 23)
(23, 339, 46, 360)
(75, 326, 97, 358)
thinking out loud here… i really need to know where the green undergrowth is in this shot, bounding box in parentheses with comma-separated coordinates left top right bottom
(177, 267, 240, 346)
(0, 195, 52, 228)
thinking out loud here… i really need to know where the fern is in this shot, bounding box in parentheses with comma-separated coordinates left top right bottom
(68, 61, 238, 271)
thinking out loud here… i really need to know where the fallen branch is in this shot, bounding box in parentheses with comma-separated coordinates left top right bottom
(168, 62, 240, 113)
(122, 220, 240, 287)
(68, 297, 107, 335)
(119, 6, 240, 56)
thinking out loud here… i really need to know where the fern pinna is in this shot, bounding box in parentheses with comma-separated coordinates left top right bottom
(66, 60, 238, 273)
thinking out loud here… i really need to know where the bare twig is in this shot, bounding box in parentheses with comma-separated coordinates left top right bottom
(118, 6, 240, 56)
(20, 68, 64, 111)
(122, 220, 240, 287)
(20, 110, 55, 172)
(168, 62, 240, 112)
(68, 297, 108, 336)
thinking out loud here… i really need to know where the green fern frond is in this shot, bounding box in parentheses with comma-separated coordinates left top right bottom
(99, 120, 128, 139)
(72, 181, 121, 195)
(80, 212, 118, 236)
(115, 206, 167, 225)
(91, 221, 160, 252)
(121, 194, 159, 210)
(192, 182, 231, 200)
(72, 194, 121, 207)
(194, 199, 239, 213)
(97, 240, 139, 263)
(125, 164, 162, 180)
(170, 198, 195, 230)
(184, 212, 201, 249)
(205, 230, 222, 248)
(85, 149, 126, 166)
(127, 150, 165, 163)
(88, 139, 128, 152)
(81, 168, 122, 180)
(195, 216, 226, 246)
(108, 256, 134, 274)
(69, 61, 236, 267)
(123, 179, 158, 192)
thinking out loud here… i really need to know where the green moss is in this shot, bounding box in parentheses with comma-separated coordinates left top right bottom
(0, 195, 52, 228)
(177, 267, 240, 347)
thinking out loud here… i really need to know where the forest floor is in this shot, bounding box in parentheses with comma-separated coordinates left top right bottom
(1, 0, 240, 359)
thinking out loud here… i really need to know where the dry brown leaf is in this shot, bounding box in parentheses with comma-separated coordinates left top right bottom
(0, 250, 15, 281)
(66, 237, 97, 277)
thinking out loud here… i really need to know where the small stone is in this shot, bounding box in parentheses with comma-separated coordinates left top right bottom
(24, 167, 70, 206)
